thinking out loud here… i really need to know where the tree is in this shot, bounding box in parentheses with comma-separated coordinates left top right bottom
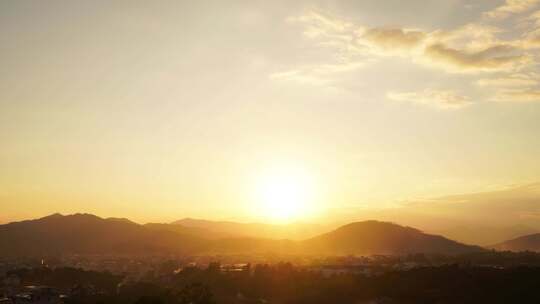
(135, 296, 164, 304)
(177, 283, 215, 304)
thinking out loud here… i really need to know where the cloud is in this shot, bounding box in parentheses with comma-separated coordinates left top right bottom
(269, 62, 366, 86)
(433, 23, 504, 50)
(484, 0, 540, 19)
(277, 8, 540, 107)
(404, 183, 540, 222)
(288, 11, 354, 48)
(491, 88, 540, 102)
(423, 43, 529, 73)
(291, 11, 352, 36)
(387, 89, 472, 110)
(276, 11, 372, 87)
(340, 183, 540, 245)
(522, 32, 540, 48)
(477, 73, 539, 87)
(285, 10, 531, 74)
(270, 69, 331, 86)
(360, 28, 426, 54)
(518, 12, 540, 48)
(395, 183, 540, 244)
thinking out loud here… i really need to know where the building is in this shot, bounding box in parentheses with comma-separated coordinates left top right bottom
(12, 286, 63, 304)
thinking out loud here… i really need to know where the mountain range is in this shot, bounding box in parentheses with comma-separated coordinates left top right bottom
(0, 213, 490, 257)
(302, 221, 483, 255)
(171, 218, 325, 240)
(437, 224, 538, 247)
(0, 213, 206, 257)
(491, 233, 540, 252)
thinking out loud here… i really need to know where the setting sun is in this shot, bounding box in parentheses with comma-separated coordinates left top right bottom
(252, 166, 316, 222)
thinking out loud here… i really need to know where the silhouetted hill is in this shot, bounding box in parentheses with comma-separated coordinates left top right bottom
(144, 223, 233, 240)
(491, 233, 540, 252)
(0, 213, 206, 257)
(0, 215, 483, 257)
(173, 218, 324, 240)
(302, 221, 484, 255)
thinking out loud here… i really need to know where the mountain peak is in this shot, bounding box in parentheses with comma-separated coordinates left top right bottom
(40, 213, 64, 220)
(30, 213, 108, 226)
(336, 220, 423, 235)
(339, 220, 419, 230)
(106, 217, 136, 224)
(304, 220, 482, 255)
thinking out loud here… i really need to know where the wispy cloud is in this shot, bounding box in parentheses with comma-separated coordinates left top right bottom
(477, 73, 539, 87)
(275, 4, 540, 107)
(423, 43, 529, 73)
(484, 0, 540, 19)
(387, 89, 471, 110)
(284, 10, 533, 73)
(269, 62, 367, 86)
(491, 88, 540, 102)
(360, 28, 426, 54)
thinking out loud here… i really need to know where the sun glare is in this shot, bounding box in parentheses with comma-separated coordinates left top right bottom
(253, 166, 316, 222)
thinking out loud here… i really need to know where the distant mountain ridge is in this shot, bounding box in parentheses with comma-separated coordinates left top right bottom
(491, 233, 540, 252)
(144, 222, 234, 240)
(173, 218, 325, 240)
(0, 214, 484, 257)
(437, 224, 538, 246)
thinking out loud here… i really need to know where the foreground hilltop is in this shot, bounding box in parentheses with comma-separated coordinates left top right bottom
(0, 213, 205, 257)
(302, 221, 484, 255)
(0, 214, 483, 257)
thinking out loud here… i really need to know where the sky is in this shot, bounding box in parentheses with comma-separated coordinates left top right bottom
(1, 0, 540, 226)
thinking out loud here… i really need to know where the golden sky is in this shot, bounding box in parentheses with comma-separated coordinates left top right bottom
(1, 0, 540, 225)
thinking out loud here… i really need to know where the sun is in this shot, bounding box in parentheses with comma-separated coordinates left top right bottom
(252, 166, 316, 222)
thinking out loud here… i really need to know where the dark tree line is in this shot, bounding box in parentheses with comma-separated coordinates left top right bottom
(5, 259, 540, 303)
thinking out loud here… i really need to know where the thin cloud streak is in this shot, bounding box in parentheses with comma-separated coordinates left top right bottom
(484, 0, 540, 19)
(387, 89, 472, 110)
